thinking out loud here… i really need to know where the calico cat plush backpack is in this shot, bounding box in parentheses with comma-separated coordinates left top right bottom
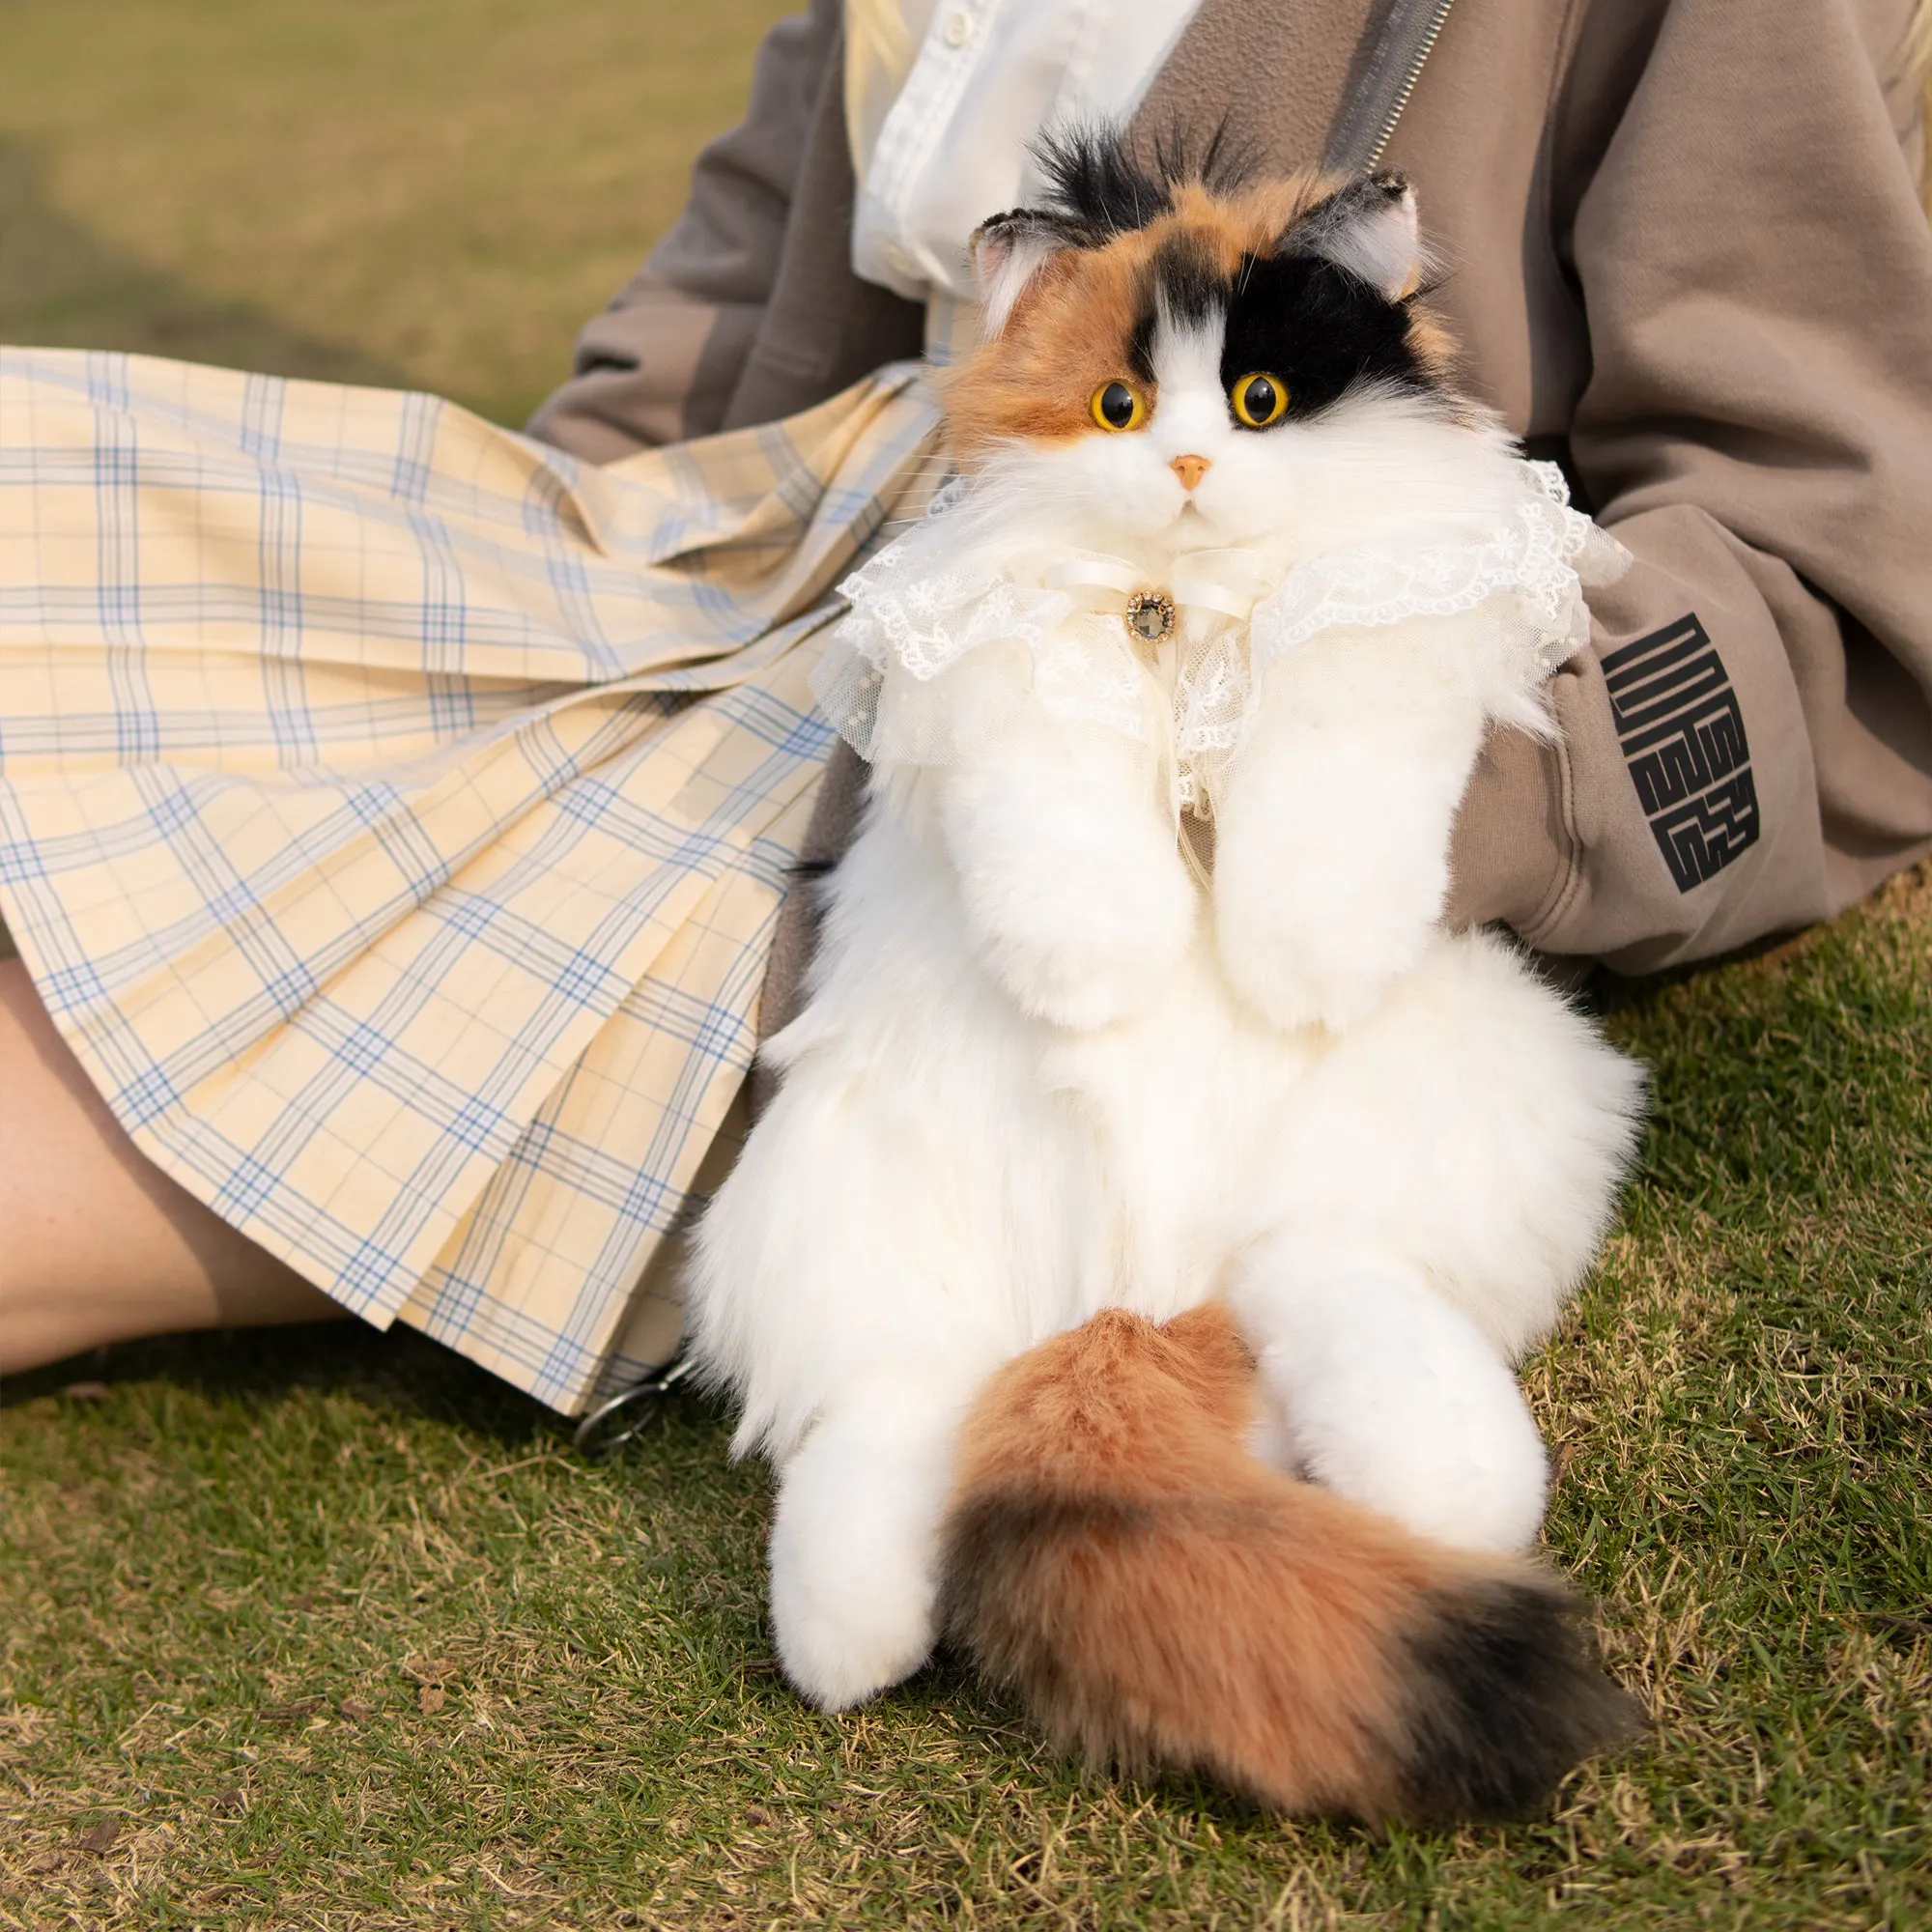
(690, 135, 1644, 1822)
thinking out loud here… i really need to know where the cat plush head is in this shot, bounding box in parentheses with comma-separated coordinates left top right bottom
(949, 131, 1479, 556)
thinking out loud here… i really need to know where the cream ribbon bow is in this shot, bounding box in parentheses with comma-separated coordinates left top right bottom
(1038, 549, 1274, 628)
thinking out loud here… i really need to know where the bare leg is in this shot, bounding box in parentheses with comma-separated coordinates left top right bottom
(0, 960, 345, 1374)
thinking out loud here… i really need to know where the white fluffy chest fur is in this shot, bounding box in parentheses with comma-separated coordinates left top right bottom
(715, 658, 1641, 1434)
(777, 775, 1317, 1337)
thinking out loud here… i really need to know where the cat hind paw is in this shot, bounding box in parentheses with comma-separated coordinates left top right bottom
(769, 1560, 936, 1711)
(766, 1415, 950, 1709)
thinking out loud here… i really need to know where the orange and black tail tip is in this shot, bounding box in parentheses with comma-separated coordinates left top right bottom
(937, 1303, 1638, 1822)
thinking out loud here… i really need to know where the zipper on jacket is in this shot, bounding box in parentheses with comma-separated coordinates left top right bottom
(1322, 0, 1458, 174)
(1366, 0, 1455, 166)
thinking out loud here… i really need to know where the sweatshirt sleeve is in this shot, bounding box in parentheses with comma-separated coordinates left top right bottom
(1493, 0, 1932, 971)
(526, 0, 842, 462)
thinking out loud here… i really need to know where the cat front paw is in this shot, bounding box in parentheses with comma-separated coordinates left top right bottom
(964, 850, 1197, 1029)
(940, 719, 1198, 1030)
(1213, 871, 1434, 1035)
(1210, 739, 1463, 1033)
(1208, 647, 1489, 1035)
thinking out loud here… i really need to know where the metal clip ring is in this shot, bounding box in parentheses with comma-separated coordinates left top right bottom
(572, 1353, 698, 1460)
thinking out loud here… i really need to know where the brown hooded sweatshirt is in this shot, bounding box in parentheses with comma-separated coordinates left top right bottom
(529, 0, 1932, 987)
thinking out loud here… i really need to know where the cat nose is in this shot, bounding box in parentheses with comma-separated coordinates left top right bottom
(1170, 454, 1211, 491)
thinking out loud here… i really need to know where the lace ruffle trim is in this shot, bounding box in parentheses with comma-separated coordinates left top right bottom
(810, 460, 1630, 807)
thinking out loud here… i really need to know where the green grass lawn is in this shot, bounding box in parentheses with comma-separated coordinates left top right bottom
(0, 0, 794, 429)
(3, 8, 1931, 1928)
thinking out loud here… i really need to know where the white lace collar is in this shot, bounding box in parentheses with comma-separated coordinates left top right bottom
(811, 460, 1629, 812)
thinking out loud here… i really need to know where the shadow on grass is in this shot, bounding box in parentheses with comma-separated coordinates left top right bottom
(0, 1319, 680, 1456)
(0, 137, 410, 384)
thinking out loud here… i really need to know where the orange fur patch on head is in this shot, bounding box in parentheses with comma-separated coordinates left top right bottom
(946, 238, 1151, 454)
(1402, 307, 1462, 388)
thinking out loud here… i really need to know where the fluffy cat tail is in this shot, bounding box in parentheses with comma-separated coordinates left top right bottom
(936, 1303, 1637, 1823)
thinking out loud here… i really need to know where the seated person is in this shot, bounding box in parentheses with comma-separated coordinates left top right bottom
(3, 0, 1928, 1407)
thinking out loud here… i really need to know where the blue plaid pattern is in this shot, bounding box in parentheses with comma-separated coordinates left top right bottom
(0, 348, 942, 1412)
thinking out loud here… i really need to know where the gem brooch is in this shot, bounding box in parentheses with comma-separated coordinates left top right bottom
(1124, 589, 1177, 643)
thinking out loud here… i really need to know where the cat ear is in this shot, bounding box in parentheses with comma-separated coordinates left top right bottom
(970, 210, 1081, 336)
(1284, 173, 1424, 300)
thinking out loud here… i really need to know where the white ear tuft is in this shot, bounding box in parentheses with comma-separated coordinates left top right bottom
(970, 213, 1077, 337)
(1292, 175, 1425, 301)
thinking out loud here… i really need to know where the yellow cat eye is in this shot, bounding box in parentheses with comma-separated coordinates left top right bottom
(1230, 372, 1289, 428)
(1089, 380, 1148, 433)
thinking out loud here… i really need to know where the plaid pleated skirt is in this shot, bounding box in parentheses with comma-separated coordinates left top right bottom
(0, 348, 942, 1412)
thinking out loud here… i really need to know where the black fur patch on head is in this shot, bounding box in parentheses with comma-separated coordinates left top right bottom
(1127, 231, 1227, 380)
(1219, 251, 1435, 421)
(1147, 119, 1258, 200)
(1031, 122, 1252, 244)
(1394, 1578, 1642, 1823)
(1033, 127, 1173, 241)
(1152, 231, 1225, 328)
